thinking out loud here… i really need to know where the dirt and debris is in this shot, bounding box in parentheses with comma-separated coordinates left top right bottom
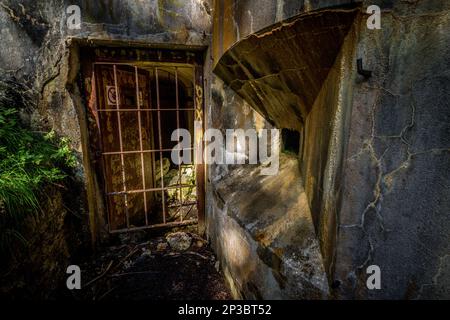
(73, 232, 232, 300)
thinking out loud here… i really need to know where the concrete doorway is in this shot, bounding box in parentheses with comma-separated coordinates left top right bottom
(80, 47, 205, 235)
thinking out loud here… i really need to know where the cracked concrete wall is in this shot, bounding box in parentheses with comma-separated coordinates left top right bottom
(1, 0, 448, 299)
(210, 0, 450, 299)
(334, 0, 450, 299)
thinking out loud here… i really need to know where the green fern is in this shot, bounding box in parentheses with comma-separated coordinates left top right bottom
(0, 80, 76, 256)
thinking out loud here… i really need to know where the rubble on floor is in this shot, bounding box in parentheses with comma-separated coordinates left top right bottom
(74, 232, 231, 300)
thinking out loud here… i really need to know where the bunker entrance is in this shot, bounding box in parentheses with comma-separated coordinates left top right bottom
(91, 60, 201, 233)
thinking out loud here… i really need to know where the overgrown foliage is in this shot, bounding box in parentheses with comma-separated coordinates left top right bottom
(0, 78, 76, 256)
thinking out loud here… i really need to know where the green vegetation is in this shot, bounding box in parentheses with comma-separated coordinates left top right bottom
(0, 81, 76, 255)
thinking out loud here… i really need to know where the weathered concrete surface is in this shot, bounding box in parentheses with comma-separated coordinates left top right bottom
(208, 1, 360, 300)
(212, 0, 363, 63)
(0, 0, 212, 296)
(0, 0, 212, 109)
(334, 1, 450, 299)
(214, 8, 358, 129)
(73, 0, 211, 44)
(1, 0, 449, 300)
(0, 0, 211, 216)
(209, 0, 450, 300)
(208, 154, 329, 299)
(301, 23, 357, 278)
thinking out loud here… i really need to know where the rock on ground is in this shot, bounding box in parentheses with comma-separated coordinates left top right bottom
(166, 232, 192, 251)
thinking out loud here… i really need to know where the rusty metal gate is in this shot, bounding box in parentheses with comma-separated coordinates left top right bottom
(92, 61, 202, 233)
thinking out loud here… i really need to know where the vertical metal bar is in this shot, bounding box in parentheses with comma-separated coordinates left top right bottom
(155, 68, 166, 224)
(150, 69, 157, 193)
(175, 67, 183, 222)
(113, 65, 130, 228)
(135, 66, 149, 226)
(93, 64, 112, 233)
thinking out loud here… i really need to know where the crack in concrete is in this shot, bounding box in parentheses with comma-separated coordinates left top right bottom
(339, 8, 450, 281)
(39, 45, 64, 96)
(0, 1, 48, 27)
(340, 79, 419, 270)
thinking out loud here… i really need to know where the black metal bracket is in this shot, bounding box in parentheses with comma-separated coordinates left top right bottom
(357, 58, 372, 78)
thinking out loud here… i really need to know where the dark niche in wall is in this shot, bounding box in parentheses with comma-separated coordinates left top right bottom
(281, 128, 300, 155)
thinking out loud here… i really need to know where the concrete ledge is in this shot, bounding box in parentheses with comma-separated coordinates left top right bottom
(207, 154, 329, 299)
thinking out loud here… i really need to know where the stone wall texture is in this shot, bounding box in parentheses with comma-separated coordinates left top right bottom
(0, 0, 212, 296)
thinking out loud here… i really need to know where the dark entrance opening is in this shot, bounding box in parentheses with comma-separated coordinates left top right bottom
(281, 129, 300, 154)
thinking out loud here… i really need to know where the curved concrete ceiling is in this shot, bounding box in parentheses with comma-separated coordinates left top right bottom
(213, 8, 359, 130)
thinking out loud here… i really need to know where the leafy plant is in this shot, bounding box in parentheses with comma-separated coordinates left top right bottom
(0, 79, 76, 256)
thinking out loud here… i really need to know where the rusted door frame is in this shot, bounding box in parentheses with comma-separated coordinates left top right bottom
(80, 47, 205, 235)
